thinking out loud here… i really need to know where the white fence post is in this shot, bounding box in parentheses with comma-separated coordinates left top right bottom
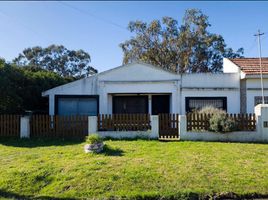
(179, 115, 187, 140)
(20, 116, 30, 138)
(150, 115, 159, 138)
(88, 116, 97, 135)
(254, 104, 268, 142)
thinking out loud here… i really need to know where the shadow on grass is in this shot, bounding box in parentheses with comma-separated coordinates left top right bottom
(0, 137, 84, 148)
(100, 144, 124, 156)
(0, 189, 77, 200)
(0, 189, 268, 200)
(103, 137, 157, 141)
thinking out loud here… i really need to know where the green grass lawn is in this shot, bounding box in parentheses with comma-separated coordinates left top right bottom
(0, 138, 267, 200)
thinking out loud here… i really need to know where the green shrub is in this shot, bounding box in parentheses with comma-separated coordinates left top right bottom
(222, 117, 238, 132)
(209, 113, 237, 133)
(198, 106, 226, 115)
(197, 106, 237, 133)
(86, 134, 103, 144)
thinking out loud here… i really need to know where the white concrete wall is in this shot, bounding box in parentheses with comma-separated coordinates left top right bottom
(180, 73, 240, 114)
(44, 63, 181, 115)
(43, 76, 97, 96)
(45, 76, 98, 115)
(89, 115, 159, 139)
(180, 130, 263, 142)
(254, 104, 268, 142)
(246, 78, 268, 113)
(179, 104, 268, 143)
(180, 90, 240, 114)
(43, 62, 242, 116)
(182, 73, 240, 88)
(103, 82, 179, 114)
(223, 58, 240, 73)
(20, 116, 30, 138)
(246, 78, 268, 88)
(98, 131, 156, 139)
(98, 62, 179, 81)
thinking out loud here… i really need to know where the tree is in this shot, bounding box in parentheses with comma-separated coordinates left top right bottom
(0, 60, 71, 114)
(13, 45, 98, 78)
(120, 9, 244, 73)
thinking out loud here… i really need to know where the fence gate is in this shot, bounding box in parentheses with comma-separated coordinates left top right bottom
(159, 114, 179, 139)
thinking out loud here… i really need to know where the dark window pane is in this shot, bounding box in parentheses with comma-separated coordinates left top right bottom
(186, 97, 227, 113)
(58, 98, 77, 115)
(113, 96, 148, 114)
(254, 96, 268, 106)
(57, 97, 98, 116)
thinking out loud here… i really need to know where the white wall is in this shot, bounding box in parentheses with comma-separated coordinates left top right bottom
(246, 78, 268, 113)
(179, 104, 268, 142)
(98, 62, 179, 81)
(246, 78, 268, 88)
(43, 76, 97, 96)
(223, 58, 240, 73)
(96, 62, 181, 114)
(89, 115, 159, 139)
(102, 82, 179, 114)
(182, 73, 240, 88)
(45, 76, 98, 115)
(246, 90, 268, 113)
(180, 73, 240, 114)
(43, 62, 242, 115)
(180, 90, 240, 114)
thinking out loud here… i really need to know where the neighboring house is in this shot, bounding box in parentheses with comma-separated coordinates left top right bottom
(224, 58, 268, 113)
(42, 58, 268, 116)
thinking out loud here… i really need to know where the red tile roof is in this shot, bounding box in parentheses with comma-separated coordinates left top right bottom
(230, 58, 268, 75)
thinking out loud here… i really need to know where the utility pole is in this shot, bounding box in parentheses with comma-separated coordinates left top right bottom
(254, 30, 265, 104)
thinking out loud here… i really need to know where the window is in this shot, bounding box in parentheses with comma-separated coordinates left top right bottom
(113, 96, 148, 114)
(185, 97, 227, 113)
(56, 95, 98, 116)
(254, 96, 268, 106)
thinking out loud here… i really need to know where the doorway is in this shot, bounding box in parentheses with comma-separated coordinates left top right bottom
(152, 95, 170, 115)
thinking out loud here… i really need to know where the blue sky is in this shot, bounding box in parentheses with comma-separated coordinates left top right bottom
(0, 1, 268, 72)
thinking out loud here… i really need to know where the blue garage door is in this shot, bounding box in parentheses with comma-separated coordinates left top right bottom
(57, 96, 98, 116)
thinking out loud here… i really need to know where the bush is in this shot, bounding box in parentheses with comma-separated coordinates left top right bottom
(209, 112, 237, 133)
(198, 106, 237, 133)
(198, 106, 226, 115)
(86, 134, 103, 144)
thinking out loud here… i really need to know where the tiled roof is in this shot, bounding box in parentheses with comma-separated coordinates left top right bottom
(230, 58, 268, 75)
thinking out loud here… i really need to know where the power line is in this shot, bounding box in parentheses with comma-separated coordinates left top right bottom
(58, 1, 128, 32)
(254, 29, 265, 104)
(0, 9, 44, 39)
(0, 8, 54, 46)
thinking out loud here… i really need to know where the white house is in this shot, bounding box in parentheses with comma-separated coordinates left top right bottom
(42, 57, 268, 116)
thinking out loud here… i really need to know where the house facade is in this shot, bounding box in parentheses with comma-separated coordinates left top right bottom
(42, 58, 268, 116)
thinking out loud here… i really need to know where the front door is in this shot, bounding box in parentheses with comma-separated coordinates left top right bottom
(152, 95, 170, 115)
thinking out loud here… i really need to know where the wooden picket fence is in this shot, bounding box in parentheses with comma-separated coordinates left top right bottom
(0, 115, 20, 137)
(30, 115, 88, 138)
(98, 114, 151, 131)
(187, 113, 256, 131)
(159, 114, 179, 139)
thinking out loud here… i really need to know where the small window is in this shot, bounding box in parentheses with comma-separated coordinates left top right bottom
(254, 96, 268, 106)
(185, 97, 227, 113)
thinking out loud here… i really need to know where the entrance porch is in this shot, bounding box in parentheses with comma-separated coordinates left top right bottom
(109, 93, 171, 115)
